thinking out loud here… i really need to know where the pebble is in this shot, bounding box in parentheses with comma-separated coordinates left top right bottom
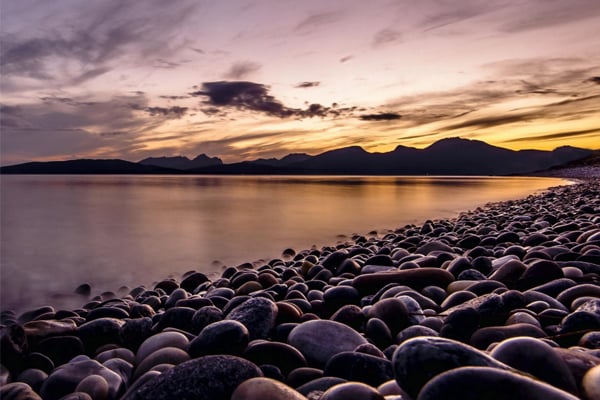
(134, 331, 188, 365)
(231, 377, 306, 400)
(288, 320, 367, 367)
(127, 355, 262, 400)
(320, 382, 385, 400)
(418, 366, 580, 400)
(324, 351, 393, 387)
(392, 336, 510, 398)
(226, 297, 278, 340)
(187, 320, 249, 358)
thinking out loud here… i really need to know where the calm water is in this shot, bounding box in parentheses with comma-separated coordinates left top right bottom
(1, 175, 567, 312)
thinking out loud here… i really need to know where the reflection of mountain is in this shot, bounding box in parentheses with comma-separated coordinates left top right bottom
(1, 137, 594, 175)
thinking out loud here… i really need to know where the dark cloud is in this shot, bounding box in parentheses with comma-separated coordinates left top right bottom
(340, 55, 353, 63)
(191, 81, 336, 119)
(40, 97, 96, 107)
(359, 112, 402, 121)
(372, 29, 402, 47)
(590, 77, 600, 85)
(502, 127, 600, 143)
(295, 81, 320, 88)
(159, 95, 191, 100)
(143, 106, 188, 118)
(295, 11, 343, 33)
(515, 80, 558, 95)
(224, 61, 261, 79)
(153, 59, 182, 69)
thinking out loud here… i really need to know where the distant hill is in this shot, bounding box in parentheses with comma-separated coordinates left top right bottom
(139, 154, 222, 170)
(0, 159, 179, 174)
(1, 137, 594, 175)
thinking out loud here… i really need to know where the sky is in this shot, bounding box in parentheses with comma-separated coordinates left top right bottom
(1, 0, 599, 165)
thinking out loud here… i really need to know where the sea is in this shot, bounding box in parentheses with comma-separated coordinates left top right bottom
(0, 175, 568, 313)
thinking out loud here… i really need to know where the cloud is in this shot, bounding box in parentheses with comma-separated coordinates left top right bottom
(295, 81, 320, 88)
(142, 106, 188, 118)
(359, 112, 402, 121)
(420, 2, 499, 32)
(1, 1, 199, 90)
(372, 29, 402, 47)
(295, 11, 343, 33)
(340, 55, 353, 63)
(501, 0, 600, 33)
(159, 95, 191, 100)
(224, 61, 261, 79)
(191, 81, 336, 118)
(590, 77, 600, 85)
(444, 114, 535, 131)
(502, 127, 600, 143)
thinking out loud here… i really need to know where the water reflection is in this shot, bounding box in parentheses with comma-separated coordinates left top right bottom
(1, 175, 567, 312)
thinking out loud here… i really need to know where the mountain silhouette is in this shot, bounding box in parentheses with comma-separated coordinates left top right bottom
(139, 154, 222, 170)
(1, 137, 593, 175)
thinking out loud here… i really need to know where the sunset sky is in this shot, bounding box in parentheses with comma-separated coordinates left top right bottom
(1, 0, 599, 165)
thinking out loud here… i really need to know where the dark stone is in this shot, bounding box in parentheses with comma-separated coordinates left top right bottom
(396, 325, 439, 344)
(352, 269, 454, 295)
(365, 298, 409, 335)
(392, 336, 509, 399)
(296, 377, 347, 397)
(243, 341, 307, 375)
(154, 280, 179, 295)
(226, 297, 278, 340)
(180, 272, 209, 293)
(152, 307, 196, 333)
(365, 318, 393, 349)
(127, 355, 262, 400)
(320, 381, 385, 400)
(418, 366, 579, 400)
(86, 306, 129, 321)
(187, 320, 249, 358)
(190, 306, 224, 334)
(470, 323, 546, 350)
(440, 307, 480, 343)
(515, 260, 564, 290)
(119, 317, 153, 352)
(77, 318, 124, 354)
(22, 352, 55, 374)
(34, 335, 84, 366)
(287, 367, 324, 388)
(490, 337, 578, 395)
(330, 305, 365, 331)
(324, 351, 392, 387)
(0, 382, 43, 400)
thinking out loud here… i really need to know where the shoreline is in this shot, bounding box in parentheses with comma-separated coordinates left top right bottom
(1, 174, 599, 399)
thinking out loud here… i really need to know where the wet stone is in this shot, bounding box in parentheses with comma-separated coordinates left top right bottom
(188, 320, 249, 358)
(226, 297, 278, 340)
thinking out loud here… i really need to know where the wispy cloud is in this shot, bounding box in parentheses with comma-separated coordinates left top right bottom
(224, 61, 262, 80)
(295, 81, 321, 88)
(372, 29, 402, 47)
(501, 0, 600, 33)
(502, 127, 600, 143)
(295, 10, 344, 33)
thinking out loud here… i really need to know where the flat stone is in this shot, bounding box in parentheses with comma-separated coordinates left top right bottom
(135, 331, 189, 365)
(470, 323, 546, 350)
(288, 320, 367, 367)
(352, 269, 454, 295)
(418, 366, 579, 400)
(324, 351, 393, 387)
(320, 382, 385, 400)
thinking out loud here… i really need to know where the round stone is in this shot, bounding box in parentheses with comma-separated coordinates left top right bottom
(469, 323, 546, 350)
(288, 320, 367, 367)
(0, 382, 43, 400)
(231, 377, 306, 400)
(40, 358, 123, 400)
(187, 320, 249, 358)
(320, 382, 385, 400)
(133, 347, 190, 380)
(135, 331, 189, 365)
(226, 297, 278, 340)
(127, 355, 262, 400)
(583, 364, 600, 400)
(75, 374, 110, 400)
(490, 337, 578, 395)
(242, 341, 307, 375)
(324, 351, 393, 387)
(418, 366, 579, 400)
(392, 336, 509, 399)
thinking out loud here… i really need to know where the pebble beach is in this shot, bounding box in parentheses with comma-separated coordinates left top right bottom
(1, 171, 599, 400)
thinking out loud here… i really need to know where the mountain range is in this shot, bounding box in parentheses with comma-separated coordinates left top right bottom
(1, 137, 595, 176)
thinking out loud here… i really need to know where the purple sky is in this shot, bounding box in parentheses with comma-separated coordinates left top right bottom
(1, 0, 599, 165)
